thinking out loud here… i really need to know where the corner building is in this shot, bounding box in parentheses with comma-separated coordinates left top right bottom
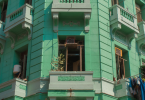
(0, 0, 145, 100)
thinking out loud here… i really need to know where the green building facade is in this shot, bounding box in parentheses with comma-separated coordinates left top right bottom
(0, 0, 145, 100)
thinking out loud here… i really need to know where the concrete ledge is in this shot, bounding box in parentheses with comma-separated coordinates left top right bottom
(0, 78, 27, 99)
(27, 77, 49, 96)
(49, 71, 93, 75)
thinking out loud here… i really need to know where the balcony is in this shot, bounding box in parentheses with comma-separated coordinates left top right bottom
(109, 5, 139, 49)
(115, 79, 131, 98)
(49, 71, 93, 90)
(137, 21, 145, 54)
(51, 0, 92, 33)
(0, 21, 6, 54)
(0, 78, 27, 99)
(4, 4, 33, 49)
(48, 71, 94, 98)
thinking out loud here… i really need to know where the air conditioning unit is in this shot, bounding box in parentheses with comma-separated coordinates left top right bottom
(115, 47, 122, 57)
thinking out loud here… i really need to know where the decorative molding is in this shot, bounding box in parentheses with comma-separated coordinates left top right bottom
(5, 32, 16, 49)
(115, 31, 127, 45)
(63, 21, 80, 27)
(58, 76, 85, 81)
(84, 13, 91, 33)
(111, 22, 138, 49)
(127, 32, 138, 49)
(137, 39, 145, 55)
(137, 21, 145, 55)
(17, 33, 28, 41)
(19, 84, 26, 90)
(22, 22, 32, 40)
(111, 22, 121, 41)
(53, 13, 59, 33)
(4, 22, 32, 49)
(0, 38, 6, 54)
(49, 71, 93, 75)
(115, 84, 122, 91)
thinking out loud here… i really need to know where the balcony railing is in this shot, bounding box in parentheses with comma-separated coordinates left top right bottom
(4, 4, 33, 49)
(120, 8, 134, 22)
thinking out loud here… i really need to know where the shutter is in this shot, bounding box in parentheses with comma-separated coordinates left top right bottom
(136, 4, 142, 23)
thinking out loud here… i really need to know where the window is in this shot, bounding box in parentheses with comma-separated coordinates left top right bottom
(25, 0, 32, 5)
(13, 45, 28, 80)
(112, 0, 118, 6)
(58, 36, 85, 71)
(115, 47, 129, 80)
(1, 2, 8, 22)
(136, 4, 142, 23)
